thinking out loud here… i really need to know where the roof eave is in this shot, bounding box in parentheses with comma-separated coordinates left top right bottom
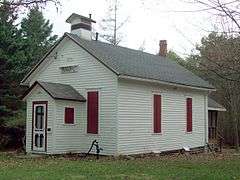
(20, 35, 67, 85)
(21, 81, 39, 100)
(208, 107, 227, 112)
(65, 33, 120, 75)
(20, 33, 119, 86)
(54, 97, 86, 102)
(66, 13, 96, 23)
(119, 75, 216, 92)
(22, 81, 87, 102)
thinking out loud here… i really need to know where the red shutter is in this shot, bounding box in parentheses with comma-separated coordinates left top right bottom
(87, 91, 99, 134)
(65, 107, 74, 124)
(186, 98, 192, 132)
(154, 94, 161, 133)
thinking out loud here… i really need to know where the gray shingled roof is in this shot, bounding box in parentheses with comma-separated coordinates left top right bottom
(23, 81, 86, 102)
(208, 97, 226, 111)
(66, 33, 214, 89)
(66, 13, 96, 23)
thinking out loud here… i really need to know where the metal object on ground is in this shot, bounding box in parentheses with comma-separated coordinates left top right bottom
(85, 140, 103, 159)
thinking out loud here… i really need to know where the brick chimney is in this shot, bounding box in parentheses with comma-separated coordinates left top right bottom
(159, 40, 167, 57)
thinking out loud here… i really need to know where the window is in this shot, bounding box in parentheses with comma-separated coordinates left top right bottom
(64, 107, 74, 124)
(35, 134, 44, 148)
(87, 91, 99, 134)
(34, 105, 45, 148)
(186, 98, 192, 132)
(35, 106, 44, 129)
(60, 65, 78, 74)
(153, 94, 161, 133)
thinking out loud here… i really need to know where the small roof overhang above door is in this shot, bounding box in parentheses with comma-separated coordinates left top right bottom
(22, 81, 86, 102)
(208, 97, 226, 112)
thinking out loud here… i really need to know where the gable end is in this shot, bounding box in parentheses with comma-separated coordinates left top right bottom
(21, 33, 119, 86)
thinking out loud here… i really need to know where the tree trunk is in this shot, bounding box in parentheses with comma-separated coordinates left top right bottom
(231, 89, 240, 152)
(233, 115, 239, 152)
(234, 124, 239, 151)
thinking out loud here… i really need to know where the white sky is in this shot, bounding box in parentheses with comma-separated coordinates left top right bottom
(41, 0, 216, 57)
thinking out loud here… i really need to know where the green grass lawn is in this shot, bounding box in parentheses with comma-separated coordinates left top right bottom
(0, 152, 240, 180)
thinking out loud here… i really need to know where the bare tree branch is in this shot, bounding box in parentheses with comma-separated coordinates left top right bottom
(0, 0, 60, 12)
(189, 0, 240, 34)
(99, 0, 128, 45)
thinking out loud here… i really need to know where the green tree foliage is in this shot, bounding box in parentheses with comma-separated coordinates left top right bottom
(0, 3, 25, 124)
(167, 36, 240, 150)
(188, 32, 240, 150)
(167, 50, 199, 74)
(167, 50, 186, 67)
(21, 7, 57, 69)
(0, 1, 58, 149)
(0, 6, 57, 127)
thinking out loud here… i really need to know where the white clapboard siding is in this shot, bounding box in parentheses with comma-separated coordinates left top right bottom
(53, 100, 84, 153)
(25, 85, 55, 154)
(25, 35, 208, 156)
(27, 37, 118, 155)
(117, 79, 208, 155)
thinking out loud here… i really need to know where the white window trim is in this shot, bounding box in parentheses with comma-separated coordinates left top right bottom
(63, 106, 76, 125)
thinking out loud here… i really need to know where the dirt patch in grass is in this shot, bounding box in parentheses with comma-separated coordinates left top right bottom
(3, 147, 238, 162)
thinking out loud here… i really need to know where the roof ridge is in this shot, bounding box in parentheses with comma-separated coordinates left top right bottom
(66, 32, 167, 60)
(66, 32, 214, 89)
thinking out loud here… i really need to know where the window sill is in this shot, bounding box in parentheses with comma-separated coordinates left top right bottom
(62, 123, 77, 126)
(185, 131, 192, 134)
(152, 133, 162, 135)
(85, 133, 100, 137)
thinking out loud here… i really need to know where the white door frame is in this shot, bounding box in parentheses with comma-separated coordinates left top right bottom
(32, 101, 48, 152)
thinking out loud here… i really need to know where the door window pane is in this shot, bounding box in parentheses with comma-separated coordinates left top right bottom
(35, 134, 39, 147)
(36, 106, 43, 113)
(39, 134, 44, 148)
(35, 106, 44, 129)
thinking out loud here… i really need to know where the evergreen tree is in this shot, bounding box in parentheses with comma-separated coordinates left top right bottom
(0, 6, 57, 125)
(0, 2, 25, 124)
(21, 7, 57, 70)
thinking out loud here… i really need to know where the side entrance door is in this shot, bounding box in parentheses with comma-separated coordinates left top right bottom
(32, 102, 47, 152)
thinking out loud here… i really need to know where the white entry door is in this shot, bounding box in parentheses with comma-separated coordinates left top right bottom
(32, 102, 47, 152)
